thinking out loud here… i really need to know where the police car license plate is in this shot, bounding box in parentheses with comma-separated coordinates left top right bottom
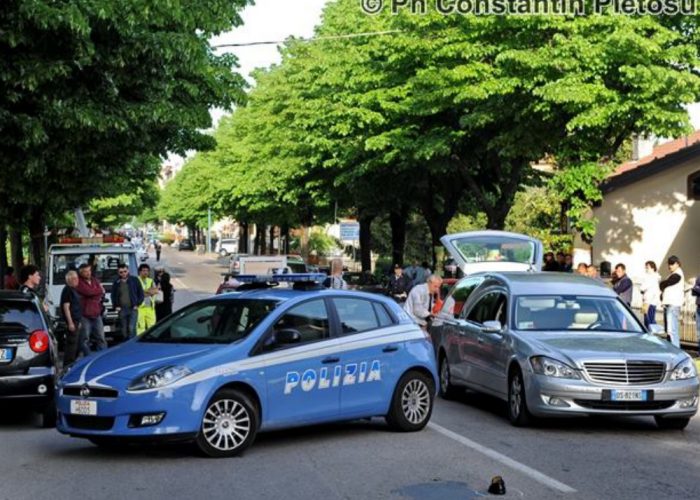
(70, 400, 98, 416)
(611, 390, 647, 401)
(0, 348, 13, 362)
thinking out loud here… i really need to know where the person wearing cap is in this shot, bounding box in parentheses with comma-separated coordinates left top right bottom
(387, 263, 412, 303)
(154, 266, 174, 321)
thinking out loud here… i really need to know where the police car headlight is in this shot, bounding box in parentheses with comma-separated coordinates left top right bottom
(670, 358, 697, 381)
(128, 366, 193, 391)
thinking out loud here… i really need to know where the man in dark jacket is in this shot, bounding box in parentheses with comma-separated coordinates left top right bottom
(387, 264, 412, 302)
(111, 263, 144, 340)
(612, 263, 633, 306)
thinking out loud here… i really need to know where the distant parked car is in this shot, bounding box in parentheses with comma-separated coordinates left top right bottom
(177, 240, 194, 252)
(0, 290, 59, 427)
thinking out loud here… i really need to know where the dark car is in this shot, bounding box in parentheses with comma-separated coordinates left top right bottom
(177, 239, 194, 251)
(0, 290, 59, 427)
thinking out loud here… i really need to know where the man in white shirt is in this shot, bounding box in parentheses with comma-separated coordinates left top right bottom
(659, 255, 685, 348)
(404, 275, 442, 330)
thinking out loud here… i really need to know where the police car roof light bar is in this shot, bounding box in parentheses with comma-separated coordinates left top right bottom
(234, 273, 327, 284)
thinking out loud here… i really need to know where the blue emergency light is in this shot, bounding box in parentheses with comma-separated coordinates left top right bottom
(233, 273, 327, 284)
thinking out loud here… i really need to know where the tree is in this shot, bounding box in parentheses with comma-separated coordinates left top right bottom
(0, 0, 251, 265)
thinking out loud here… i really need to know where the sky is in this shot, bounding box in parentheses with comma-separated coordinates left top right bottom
(211, 0, 331, 84)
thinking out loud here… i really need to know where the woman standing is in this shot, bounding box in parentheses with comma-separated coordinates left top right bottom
(640, 260, 661, 328)
(154, 266, 174, 321)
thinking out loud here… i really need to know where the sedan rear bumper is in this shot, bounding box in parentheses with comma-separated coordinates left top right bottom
(525, 373, 699, 418)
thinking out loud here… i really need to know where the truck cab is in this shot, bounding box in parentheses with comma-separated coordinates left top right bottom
(47, 241, 138, 342)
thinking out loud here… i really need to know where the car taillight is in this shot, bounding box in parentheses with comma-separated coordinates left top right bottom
(29, 330, 49, 353)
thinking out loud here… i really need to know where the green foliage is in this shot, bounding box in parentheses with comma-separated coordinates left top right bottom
(505, 186, 573, 252)
(0, 0, 251, 231)
(290, 229, 340, 256)
(87, 181, 160, 227)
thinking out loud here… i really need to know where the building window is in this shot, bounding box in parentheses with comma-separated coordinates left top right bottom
(689, 171, 700, 200)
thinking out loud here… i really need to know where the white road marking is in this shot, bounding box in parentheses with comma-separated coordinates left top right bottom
(427, 422, 577, 494)
(172, 277, 189, 290)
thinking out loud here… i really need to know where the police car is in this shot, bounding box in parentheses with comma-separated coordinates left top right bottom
(56, 274, 437, 457)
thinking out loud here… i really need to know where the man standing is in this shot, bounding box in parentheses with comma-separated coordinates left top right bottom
(155, 240, 162, 262)
(612, 263, 633, 306)
(61, 271, 84, 367)
(137, 264, 158, 334)
(75, 263, 107, 351)
(640, 261, 661, 328)
(110, 264, 144, 340)
(387, 264, 412, 303)
(4, 267, 18, 290)
(322, 259, 348, 290)
(692, 272, 700, 355)
(404, 274, 443, 331)
(543, 252, 559, 272)
(19, 265, 48, 312)
(660, 255, 685, 348)
(413, 261, 432, 286)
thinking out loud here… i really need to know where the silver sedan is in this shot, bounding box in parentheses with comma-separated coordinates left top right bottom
(434, 272, 699, 429)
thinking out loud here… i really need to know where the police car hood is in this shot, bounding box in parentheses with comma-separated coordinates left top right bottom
(62, 341, 221, 387)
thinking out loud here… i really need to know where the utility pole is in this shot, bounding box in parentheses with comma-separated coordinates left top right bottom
(207, 207, 212, 254)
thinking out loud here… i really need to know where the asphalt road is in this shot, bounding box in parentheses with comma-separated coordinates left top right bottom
(2, 247, 699, 500)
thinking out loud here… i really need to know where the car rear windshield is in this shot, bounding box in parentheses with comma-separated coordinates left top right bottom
(140, 299, 279, 344)
(52, 253, 134, 285)
(514, 295, 644, 333)
(452, 235, 535, 265)
(0, 300, 44, 332)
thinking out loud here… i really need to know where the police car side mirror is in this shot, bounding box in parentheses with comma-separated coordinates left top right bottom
(276, 328, 302, 345)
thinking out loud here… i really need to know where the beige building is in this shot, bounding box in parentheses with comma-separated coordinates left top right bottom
(586, 133, 700, 282)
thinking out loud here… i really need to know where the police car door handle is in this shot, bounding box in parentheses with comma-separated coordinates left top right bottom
(322, 357, 340, 364)
(382, 345, 399, 353)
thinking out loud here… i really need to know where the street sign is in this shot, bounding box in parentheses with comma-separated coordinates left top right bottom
(339, 222, 360, 242)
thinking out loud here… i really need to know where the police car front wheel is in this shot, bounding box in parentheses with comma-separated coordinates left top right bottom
(385, 371, 434, 432)
(196, 389, 258, 458)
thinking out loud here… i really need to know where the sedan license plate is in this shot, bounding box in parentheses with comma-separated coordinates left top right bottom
(611, 390, 648, 402)
(70, 400, 98, 416)
(0, 348, 13, 363)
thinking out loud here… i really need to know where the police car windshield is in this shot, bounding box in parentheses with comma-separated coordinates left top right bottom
(140, 299, 279, 344)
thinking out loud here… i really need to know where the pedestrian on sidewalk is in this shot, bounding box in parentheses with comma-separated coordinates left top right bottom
(659, 255, 685, 348)
(154, 266, 174, 321)
(137, 264, 158, 334)
(692, 272, 700, 354)
(75, 263, 107, 351)
(404, 274, 443, 331)
(543, 252, 559, 272)
(155, 240, 162, 262)
(60, 271, 84, 367)
(640, 260, 661, 328)
(110, 264, 143, 340)
(612, 263, 633, 306)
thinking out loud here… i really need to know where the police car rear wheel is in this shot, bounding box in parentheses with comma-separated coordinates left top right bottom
(196, 390, 258, 458)
(386, 371, 434, 432)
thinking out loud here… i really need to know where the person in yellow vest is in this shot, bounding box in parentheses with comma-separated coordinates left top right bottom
(137, 264, 158, 334)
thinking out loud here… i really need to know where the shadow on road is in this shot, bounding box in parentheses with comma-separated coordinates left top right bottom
(445, 389, 664, 433)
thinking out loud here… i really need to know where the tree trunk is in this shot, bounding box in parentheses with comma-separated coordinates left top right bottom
(0, 225, 7, 289)
(253, 225, 261, 255)
(389, 207, 409, 267)
(281, 224, 290, 254)
(260, 224, 267, 255)
(10, 227, 24, 274)
(359, 214, 374, 273)
(239, 222, 248, 254)
(299, 226, 310, 260)
(28, 208, 44, 268)
(270, 226, 276, 254)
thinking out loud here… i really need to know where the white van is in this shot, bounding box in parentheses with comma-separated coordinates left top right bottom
(215, 238, 238, 257)
(47, 243, 138, 341)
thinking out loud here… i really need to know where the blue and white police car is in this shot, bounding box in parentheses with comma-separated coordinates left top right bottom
(56, 274, 438, 457)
